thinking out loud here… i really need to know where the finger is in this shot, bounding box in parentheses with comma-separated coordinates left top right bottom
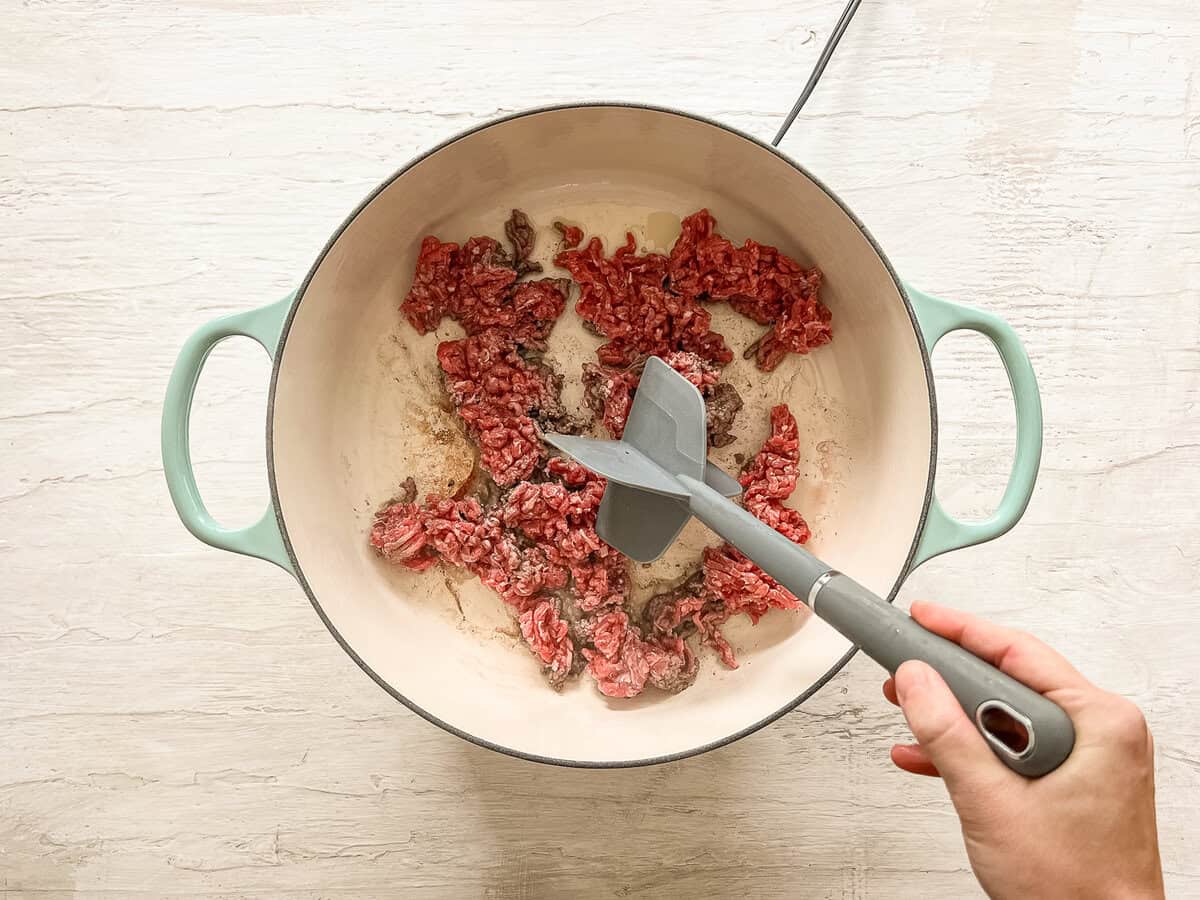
(909, 600, 1092, 694)
(895, 659, 1012, 795)
(891, 743, 941, 777)
(883, 677, 898, 706)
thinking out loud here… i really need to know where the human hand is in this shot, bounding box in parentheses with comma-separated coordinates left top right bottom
(883, 601, 1164, 900)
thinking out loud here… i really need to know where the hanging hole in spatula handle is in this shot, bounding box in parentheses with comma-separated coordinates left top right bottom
(977, 700, 1034, 759)
(812, 573, 1075, 777)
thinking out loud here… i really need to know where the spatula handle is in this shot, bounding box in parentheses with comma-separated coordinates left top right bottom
(679, 475, 1075, 777)
(810, 571, 1074, 777)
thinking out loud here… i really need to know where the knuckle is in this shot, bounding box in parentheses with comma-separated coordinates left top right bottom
(1108, 696, 1151, 749)
(918, 709, 972, 753)
(998, 630, 1038, 669)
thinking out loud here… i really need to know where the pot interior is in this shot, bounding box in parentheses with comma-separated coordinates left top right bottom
(271, 106, 932, 764)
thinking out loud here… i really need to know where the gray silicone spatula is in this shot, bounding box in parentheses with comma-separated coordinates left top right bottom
(546, 356, 1074, 777)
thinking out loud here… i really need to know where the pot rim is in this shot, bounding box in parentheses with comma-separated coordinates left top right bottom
(265, 101, 938, 768)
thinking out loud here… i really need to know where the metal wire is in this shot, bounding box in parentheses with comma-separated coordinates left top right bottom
(771, 0, 865, 147)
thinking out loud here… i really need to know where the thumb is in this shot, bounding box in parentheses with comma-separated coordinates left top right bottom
(894, 660, 1009, 796)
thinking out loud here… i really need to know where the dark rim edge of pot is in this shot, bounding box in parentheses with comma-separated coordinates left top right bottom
(265, 101, 938, 769)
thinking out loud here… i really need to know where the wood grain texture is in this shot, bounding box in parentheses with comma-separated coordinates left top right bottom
(1, 0, 1197, 896)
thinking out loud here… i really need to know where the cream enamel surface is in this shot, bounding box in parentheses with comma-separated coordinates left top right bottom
(270, 107, 931, 763)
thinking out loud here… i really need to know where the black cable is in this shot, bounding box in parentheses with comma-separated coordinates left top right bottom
(771, 0, 864, 147)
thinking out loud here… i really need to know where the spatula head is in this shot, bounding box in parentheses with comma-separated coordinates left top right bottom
(541, 434, 689, 499)
(545, 357, 742, 562)
(597, 483, 693, 562)
(621, 356, 708, 485)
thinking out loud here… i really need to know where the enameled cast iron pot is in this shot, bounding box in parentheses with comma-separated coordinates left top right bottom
(162, 104, 1042, 767)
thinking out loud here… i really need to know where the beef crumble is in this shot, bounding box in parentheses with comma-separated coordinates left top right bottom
(553, 220, 584, 249)
(504, 208, 543, 276)
(705, 381, 744, 449)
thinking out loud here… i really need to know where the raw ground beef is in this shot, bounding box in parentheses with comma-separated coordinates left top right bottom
(705, 382, 745, 449)
(401, 211, 573, 486)
(669, 209, 832, 371)
(643, 570, 707, 637)
(371, 492, 570, 609)
(580, 608, 698, 698)
(555, 233, 733, 368)
(402, 235, 513, 335)
(504, 208, 543, 277)
(519, 598, 574, 688)
(501, 457, 605, 559)
(369, 488, 438, 572)
(553, 220, 584, 249)
(436, 330, 564, 486)
(375, 209, 828, 696)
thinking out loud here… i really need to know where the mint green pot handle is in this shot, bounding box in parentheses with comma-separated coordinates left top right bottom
(905, 284, 1043, 568)
(161, 295, 296, 575)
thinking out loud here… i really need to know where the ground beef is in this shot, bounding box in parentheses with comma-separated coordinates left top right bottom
(437, 330, 566, 486)
(519, 597, 574, 688)
(401, 235, 517, 335)
(476, 536, 570, 609)
(644, 635, 699, 693)
(582, 606, 699, 697)
(378, 209, 826, 696)
(553, 220, 584, 249)
(742, 293, 834, 371)
(580, 362, 637, 437)
(416, 495, 499, 568)
(569, 552, 630, 612)
(467, 278, 568, 345)
(705, 381, 744, 449)
(502, 456, 630, 615)
(692, 605, 738, 670)
(580, 608, 648, 698)
(505, 209, 543, 276)
(370, 455, 635, 691)
(501, 458, 606, 563)
(371, 488, 574, 684)
(556, 233, 732, 367)
(644, 571, 708, 638)
(668, 209, 832, 371)
(702, 544, 800, 622)
(738, 404, 810, 543)
(584, 631, 650, 698)
(698, 405, 810, 653)
(370, 496, 438, 571)
(389, 495, 571, 609)
(643, 572, 739, 669)
(589, 608, 633, 659)
(400, 213, 572, 486)
(399, 216, 566, 344)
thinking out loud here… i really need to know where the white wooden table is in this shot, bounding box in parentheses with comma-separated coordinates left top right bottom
(2, 2, 1197, 896)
